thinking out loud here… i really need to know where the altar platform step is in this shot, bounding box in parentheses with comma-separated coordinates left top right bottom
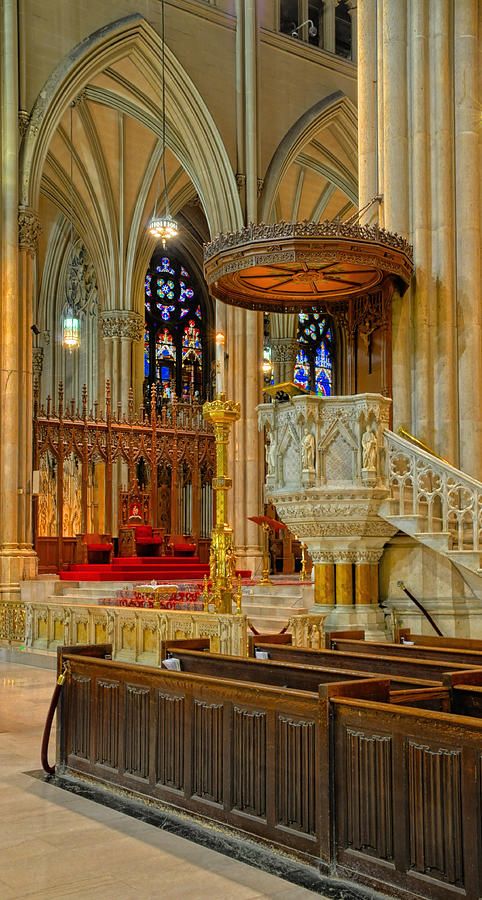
(241, 579, 312, 632)
(60, 555, 210, 582)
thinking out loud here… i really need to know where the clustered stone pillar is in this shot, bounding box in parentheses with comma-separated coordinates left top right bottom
(358, 0, 481, 477)
(312, 553, 382, 609)
(0, 0, 38, 595)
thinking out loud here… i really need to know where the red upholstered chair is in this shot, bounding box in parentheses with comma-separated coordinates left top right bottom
(78, 533, 113, 564)
(167, 534, 197, 556)
(134, 524, 164, 557)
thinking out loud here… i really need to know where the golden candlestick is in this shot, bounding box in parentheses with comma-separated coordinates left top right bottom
(260, 522, 272, 585)
(300, 542, 308, 582)
(203, 393, 241, 614)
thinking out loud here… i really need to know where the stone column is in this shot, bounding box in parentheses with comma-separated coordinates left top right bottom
(355, 563, 371, 605)
(323, 0, 338, 53)
(100, 310, 143, 413)
(410, 0, 434, 449)
(314, 563, 335, 605)
(271, 312, 298, 383)
(357, 0, 377, 219)
(431, 0, 458, 465)
(244, 0, 258, 222)
(0, 0, 38, 594)
(381, 0, 411, 432)
(455, 0, 481, 479)
(335, 563, 353, 605)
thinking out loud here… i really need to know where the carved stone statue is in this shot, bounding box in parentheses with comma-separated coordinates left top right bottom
(362, 426, 378, 470)
(302, 428, 315, 470)
(265, 434, 277, 475)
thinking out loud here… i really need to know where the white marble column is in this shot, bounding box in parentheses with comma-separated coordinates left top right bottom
(381, 0, 411, 432)
(346, 0, 358, 63)
(357, 0, 377, 219)
(244, 0, 258, 223)
(454, 0, 481, 479)
(100, 310, 143, 413)
(410, 0, 434, 449)
(430, 0, 458, 465)
(0, 0, 37, 591)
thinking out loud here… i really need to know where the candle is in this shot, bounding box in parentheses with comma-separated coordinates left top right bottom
(215, 331, 225, 395)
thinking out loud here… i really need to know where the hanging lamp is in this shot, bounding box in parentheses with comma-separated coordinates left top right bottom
(148, 0, 178, 247)
(62, 101, 80, 352)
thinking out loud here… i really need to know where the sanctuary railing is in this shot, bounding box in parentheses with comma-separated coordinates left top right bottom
(384, 429, 482, 553)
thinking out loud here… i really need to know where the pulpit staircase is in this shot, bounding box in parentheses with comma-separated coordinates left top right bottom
(379, 431, 482, 599)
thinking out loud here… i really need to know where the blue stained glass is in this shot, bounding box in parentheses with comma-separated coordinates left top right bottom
(179, 281, 194, 302)
(156, 304, 175, 320)
(145, 276, 152, 298)
(157, 257, 175, 275)
(195, 305, 201, 318)
(157, 278, 175, 300)
(181, 266, 190, 277)
(294, 348, 310, 390)
(180, 308, 189, 318)
(161, 366, 170, 381)
(144, 330, 150, 377)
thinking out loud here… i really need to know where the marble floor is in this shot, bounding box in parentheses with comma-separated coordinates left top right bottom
(0, 660, 329, 900)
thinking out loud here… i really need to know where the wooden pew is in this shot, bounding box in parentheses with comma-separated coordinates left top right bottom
(166, 648, 450, 705)
(329, 636, 482, 668)
(394, 626, 482, 651)
(246, 641, 482, 683)
(443, 669, 482, 718)
(55, 644, 482, 900)
(247, 633, 292, 656)
(323, 629, 365, 648)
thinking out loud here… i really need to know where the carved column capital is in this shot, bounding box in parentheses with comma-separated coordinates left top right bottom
(271, 338, 299, 364)
(100, 310, 143, 341)
(18, 207, 41, 255)
(18, 110, 30, 140)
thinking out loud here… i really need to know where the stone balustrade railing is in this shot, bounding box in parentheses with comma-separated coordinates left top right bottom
(385, 431, 482, 553)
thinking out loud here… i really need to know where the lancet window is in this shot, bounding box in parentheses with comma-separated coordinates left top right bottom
(294, 311, 334, 395)
(144, 253, 205, 400)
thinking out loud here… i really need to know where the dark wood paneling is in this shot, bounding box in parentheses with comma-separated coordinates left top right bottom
(408, 741, 463, 886)
(125, 684, 150, 779)
(70, 673, 91, 759)
(192, 700, 224, 805)
(232, 707, 266, 819)
(96, 679, 119, 769)
(345, 728, 393, 861)
(156, 692, 184, 791)
(276, 715, 316, 836)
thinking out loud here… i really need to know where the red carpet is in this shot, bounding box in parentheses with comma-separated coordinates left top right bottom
(60, 555, 209, 582)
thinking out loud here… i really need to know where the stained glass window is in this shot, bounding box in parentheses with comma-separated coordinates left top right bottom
(144, 253, 205, 400)
(294, 311, 334, 395)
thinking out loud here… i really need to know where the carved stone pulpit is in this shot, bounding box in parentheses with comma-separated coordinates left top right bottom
(258, 392, 396, 628)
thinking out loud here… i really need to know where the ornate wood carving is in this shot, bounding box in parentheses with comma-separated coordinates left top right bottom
(276, 715, 316, 836)
(124, 684, 150, 779)
(408, 742, 464, 885)
(96, 679, 119, 769)
(70, 674, 91, 759)
(345, 729, 393, 860)
(156, 692, 185, 791)
(192, 700, 224, 804)
(233, 707, 266, 818)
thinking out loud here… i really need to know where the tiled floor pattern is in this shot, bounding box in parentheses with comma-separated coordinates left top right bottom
(0, 661, 329, 900)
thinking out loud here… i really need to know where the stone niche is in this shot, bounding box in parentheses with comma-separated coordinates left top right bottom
(258, 392, 396, 568)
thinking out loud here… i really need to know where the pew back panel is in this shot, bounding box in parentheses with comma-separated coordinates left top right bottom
(166, 648, 441, 694)
(58, 650, 334, 861)
(252, 643, 482, 683)
(331, 637, 482, 668)
(332, 696, 482, 900)
(395, 628, 482, 652)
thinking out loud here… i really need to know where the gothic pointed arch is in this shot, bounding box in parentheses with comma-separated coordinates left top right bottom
(20, 14, 242, 236)
(259, 92, 358, 223)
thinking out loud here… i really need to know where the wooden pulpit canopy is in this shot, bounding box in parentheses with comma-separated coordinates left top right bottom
(203, 221, 413, 312)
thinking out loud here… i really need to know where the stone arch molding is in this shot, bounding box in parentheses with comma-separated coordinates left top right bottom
(20, 13, 242, 236)
(259, 92, 358, 223)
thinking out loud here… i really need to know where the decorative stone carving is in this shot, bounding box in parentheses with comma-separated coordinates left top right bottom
(235, 173, 246, 192)
(258, 391, 396, 563)
(18, 110, 30, 139)
(66, 241, 98, 317)
(18, 207, 41, 255)
(100, 310, 144, 341)
(32, 347, 44, 378)
(271, 338, 299, 364)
